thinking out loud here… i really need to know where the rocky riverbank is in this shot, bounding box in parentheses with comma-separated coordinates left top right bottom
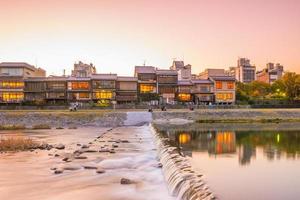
(0, 111, 127, 128)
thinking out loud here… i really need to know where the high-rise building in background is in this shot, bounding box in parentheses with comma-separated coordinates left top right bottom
(170, 60, 192, 80)
(256, 63, 284, 84)
(71, 61, 96, 77)
(198, 68, 227, 79)
(230, 58, 256, 83)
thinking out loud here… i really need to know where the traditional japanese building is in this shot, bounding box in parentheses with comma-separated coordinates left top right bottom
(0, 62, 46, 103)
(156, 69, 178, 104)
(134, 66, 157, 101)
(67, 77, 91, 101)
(91, 74, 117, 106)
(209, 76, 236, 104)
(177, 80, 193, 102)
(191, 79, 215, 104)
(116, 76, 138, 103)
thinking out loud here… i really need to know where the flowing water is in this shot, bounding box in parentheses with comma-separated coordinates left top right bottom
(157, 123, 300, 200)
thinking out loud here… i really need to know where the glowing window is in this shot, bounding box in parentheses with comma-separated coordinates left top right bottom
(216, 93, 233, 101)
(178, 93, 191, 101)
(71, 82, 89, 90)
(227, 82, 234, 89)
(95, 91, 113, 99)
(78, 93, 90, 98)
(140, 84, 154, 93)
(216, 81, 222, 89)
(0, 92, 24, 102)
(0, 81, 24, 88)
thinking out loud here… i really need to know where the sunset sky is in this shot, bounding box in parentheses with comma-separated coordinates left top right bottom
(0, 0, 299, 76)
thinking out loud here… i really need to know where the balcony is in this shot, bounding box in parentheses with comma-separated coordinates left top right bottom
(116, 95, 137, 101)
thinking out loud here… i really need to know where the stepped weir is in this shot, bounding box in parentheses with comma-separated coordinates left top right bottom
(150, 124, 215, 200)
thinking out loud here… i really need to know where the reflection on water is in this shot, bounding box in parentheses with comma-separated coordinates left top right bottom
(164, 130, 300, 165)
(160, 128, 300, 200)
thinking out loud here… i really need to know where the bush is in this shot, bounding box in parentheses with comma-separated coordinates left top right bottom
(0, 125, 26, 130)
(0, 137, 36, 151)
(32, 124, 51, 129)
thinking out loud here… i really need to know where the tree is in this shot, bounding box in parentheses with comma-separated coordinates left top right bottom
(281, 72, 300, 100)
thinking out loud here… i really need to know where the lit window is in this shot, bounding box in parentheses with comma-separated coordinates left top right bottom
(216, 93, 233, 101)
(0, 92, 24, 102)
(95, 91, 113, 99)
(140, 84, 154, 93)
(178, 93, 191, 101)
(216, 81, 222, 89)
(227, 82, 234, 89)
(78, 93, 90, 98)
(71, 82, 89, 90)
(0, 81, 24, 88)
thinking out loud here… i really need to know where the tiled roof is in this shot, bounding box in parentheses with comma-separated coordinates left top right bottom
(117, 76, 137, 81)
(0, 62, 36, 71)
(156, 69, 177, 75)
(210, 76, 236, 81)
(91, 74, 117, 80)
(191, 79, 213, 84)
(177, 80, 193, 85)
(135, 66, 156, 74)
(67, 77, 91, 81)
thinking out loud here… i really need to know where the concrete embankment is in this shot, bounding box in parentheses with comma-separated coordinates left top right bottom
(152, 109, 300, 123)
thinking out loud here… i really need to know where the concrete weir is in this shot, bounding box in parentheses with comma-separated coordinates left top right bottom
(150, 124, 215, 200)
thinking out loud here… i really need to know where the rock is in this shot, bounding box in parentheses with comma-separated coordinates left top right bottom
(81, 145, 89, 149)
(77, 144, 82, 146)
(54, 154, 60, 157)
(109, 149, 116, 154)
(121, 140, 129, 143)
(83, 165, 97, 169)
(120, 178, 134, 185)
(73, 150, 84, 155)
(63, 164, 81, 171)
(157, 163, 163, 168)
(62, 157, 71, 162)
(84, 149, 97, 153)
(54, 169, 64, 174)
(99, 149, 110, 153)
(55, 144, 65, 150)
(96, 168, 105, 174)
(50, 167, 57, 170)
(74, 156, 88, 159)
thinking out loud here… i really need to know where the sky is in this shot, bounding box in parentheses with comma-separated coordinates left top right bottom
(0, 0, 299, 76)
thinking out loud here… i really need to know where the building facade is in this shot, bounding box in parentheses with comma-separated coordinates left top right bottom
(170, 61, 192, 80)
(156, 69, 178, 104)
(210, 76, 236, 104)
(256, 63, 284, 84)
(116, 76, 138, 103)
(231, 58, 256, 83)
(71, 61, 96, 77)
(0, 62, 46, 104)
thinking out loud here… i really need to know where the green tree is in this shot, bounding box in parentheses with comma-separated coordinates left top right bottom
(281, 72, 300, 100)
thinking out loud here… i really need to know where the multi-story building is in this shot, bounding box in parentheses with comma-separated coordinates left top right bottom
(24, 78, 46, 103)
(67, 77, 91, 102)
(231, 58, 256, 83)
(156, 69, 178, 104)
(177, 80, 193, 102)
(209, 76, 236, 104)
(91, 74, 117, 106)
(191, 79, 215, 104)
(45, 76, 68, 104)
(0, 62, 46, 103)
(116, 76, 138, 103)
(198, 68, 227, 79)
(134, 66, 157, 101)
(256, 63, 284, 84)
(170, 60, 192, 80)
(71, 61, 96, 77)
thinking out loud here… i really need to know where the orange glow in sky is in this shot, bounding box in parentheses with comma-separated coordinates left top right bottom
(0, 0, 299, 76)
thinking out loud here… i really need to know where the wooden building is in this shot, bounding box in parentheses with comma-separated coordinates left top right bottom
(116, 76, 138, 103)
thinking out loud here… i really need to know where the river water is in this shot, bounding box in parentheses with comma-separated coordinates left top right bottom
(158, 123, 300, 200)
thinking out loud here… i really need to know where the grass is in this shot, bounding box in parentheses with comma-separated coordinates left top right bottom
(0, 125, 26, 130)
(32, 124, 51, 129)
(196, 118, 300, 123)
(0, 137, 37, 151)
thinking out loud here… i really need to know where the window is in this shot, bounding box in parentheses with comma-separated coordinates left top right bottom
(95, 91, 113, 99)
(0, 92, 24, 102)
(93, 80, 115, 89)
(227, 82, 234, 89)
(0, 81, 24, 88)
(140, 84, 154, 93)
(216, 93, 233, 101)
(216, 81, 222, 89)
(1, 68, 23, 76)
(178, 94, 191, 101)
(70, 82, 89, 90)
(78, 93, 90, 99)
(47, 82, 65, 90)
